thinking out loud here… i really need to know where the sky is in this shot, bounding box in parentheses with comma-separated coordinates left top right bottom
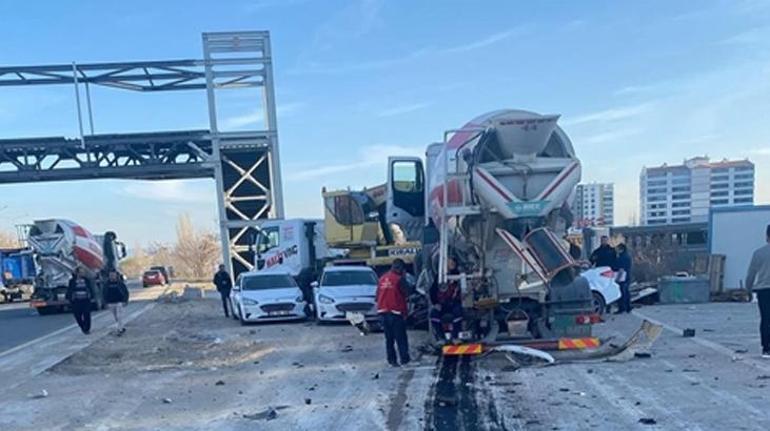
(1, 0, 769, 246)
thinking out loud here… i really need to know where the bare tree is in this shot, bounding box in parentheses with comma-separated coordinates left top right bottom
(0, 230, 19, 248)
(172, 214, 220, 280)
(120, 243, 153, 279)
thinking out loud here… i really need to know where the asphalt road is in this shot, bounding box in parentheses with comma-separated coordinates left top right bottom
(0, 280, 152, 355)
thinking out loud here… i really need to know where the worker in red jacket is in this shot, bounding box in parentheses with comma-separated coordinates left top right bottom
(376, 258, 411, 367)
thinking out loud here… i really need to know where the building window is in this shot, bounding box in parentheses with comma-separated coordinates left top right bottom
(712, 168, 729, 174)
(672, 186, 691, 192)
(710, 191, 729, 197)
(648, 195, 666, 202)
(734, 181, 754, 188)
(735, 197, 754, 204)
(711, 175, 729, 182)
(671, 202, 689, 208)
(672, 177, 690, 185)
(734, 189, 753, 196)
(672, 217, 691, 223)
(735, 173, 754, 180)
(647, 180, 667, 187)
(710, 199, 729, 205)
(735, 166, 754, 172)
(672, 194, 690, 200)
(711, 183, 729, 189)
(672, 210, 690, 216)
(648, 219, 666, 225)
(647, 188, 667, 194)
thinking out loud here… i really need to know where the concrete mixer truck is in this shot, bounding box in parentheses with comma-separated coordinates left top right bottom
(27, 219, 125, 315)
(384, 109, 599, 341)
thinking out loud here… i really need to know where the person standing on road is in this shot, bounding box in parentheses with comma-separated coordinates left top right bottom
(615, 243, 633, 314)
(104, 270, 129, 335)
(376, 258, 411, 367)
(745, 224, 770, 359)
(590, 236, 617, 269)
(213, 264, 233, 318)
(66, 267, 95, 335)
(567, 237, 582, 261)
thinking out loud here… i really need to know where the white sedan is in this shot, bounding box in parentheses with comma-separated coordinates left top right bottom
(230, 271, 308, 324)
(313, 266, 379, 322)
(582, 266, 622, 315)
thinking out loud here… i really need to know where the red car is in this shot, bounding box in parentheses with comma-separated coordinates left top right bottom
(142, 270, 166, 288)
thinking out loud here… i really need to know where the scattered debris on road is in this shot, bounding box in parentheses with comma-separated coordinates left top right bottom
(29, 389, 48, 399)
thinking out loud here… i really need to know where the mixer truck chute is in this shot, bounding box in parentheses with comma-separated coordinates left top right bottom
(386, 109, 595, 341)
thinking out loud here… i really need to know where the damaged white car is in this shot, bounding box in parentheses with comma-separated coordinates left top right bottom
(312, 266, 379, 322)
(230, 270, 308, 324)
(582, 266, 622, 316)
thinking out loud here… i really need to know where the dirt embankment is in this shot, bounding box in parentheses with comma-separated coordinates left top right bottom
(52, 297, 271, 375)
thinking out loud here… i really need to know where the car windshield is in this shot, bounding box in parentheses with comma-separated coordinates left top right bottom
(321, 271, 377, 286)
(241, 274, 297, 290)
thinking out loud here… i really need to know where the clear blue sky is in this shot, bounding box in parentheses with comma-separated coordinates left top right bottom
(1, 0, 769, 246)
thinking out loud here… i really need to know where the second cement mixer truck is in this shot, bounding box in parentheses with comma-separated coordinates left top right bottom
(27, 219, 125, 315)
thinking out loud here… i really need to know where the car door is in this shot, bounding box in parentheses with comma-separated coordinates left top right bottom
(386, 156, 425, 241)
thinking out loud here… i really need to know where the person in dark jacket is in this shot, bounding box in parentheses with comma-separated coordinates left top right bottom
(66, 267, 95, 334)
(615, 243, 633, 313)
(590, 236, 617, 269)
(568, 238, 582, 261)
(213, 264, 233, 318)
(376, 259, 411, 367)
(429, 257, 463, 343)
(104, 270, 130, 335)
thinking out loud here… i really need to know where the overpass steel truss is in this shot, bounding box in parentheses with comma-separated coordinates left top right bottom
(0, 31, 284, 276)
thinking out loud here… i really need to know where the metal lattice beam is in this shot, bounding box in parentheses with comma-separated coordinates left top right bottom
(0, 59, 266, 91)
(0, 130, 217, 182)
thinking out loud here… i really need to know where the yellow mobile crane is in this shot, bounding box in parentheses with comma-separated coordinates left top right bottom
(322, 183, 421, 273)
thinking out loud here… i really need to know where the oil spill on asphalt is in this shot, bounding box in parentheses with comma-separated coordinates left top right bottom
(425, 355, 507, 430)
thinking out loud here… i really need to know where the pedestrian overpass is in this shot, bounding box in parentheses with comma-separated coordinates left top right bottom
(0, 31, 284, 276)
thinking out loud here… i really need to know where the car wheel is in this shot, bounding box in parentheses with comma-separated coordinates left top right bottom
(238, 306, 248, 326)
(591, 291, 607, 317)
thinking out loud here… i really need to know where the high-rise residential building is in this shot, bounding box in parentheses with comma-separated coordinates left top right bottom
(640, 156, 755, 225)
(572, 183, 614, 227)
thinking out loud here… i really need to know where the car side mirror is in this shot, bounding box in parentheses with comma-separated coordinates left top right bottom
(310, 281, 319, 289)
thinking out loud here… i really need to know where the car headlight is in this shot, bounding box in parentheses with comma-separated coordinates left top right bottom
(242, 298, 258, 306)
(318, 294, 335, 304)
(295, 295, 304, 303)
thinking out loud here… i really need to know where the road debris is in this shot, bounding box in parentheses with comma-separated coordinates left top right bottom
(29, 389, 49, 399)
(305, 398, 312, 405)
(162, 398, 173, 404)
(215, 380, 225, 386)
(243, 407, 279, 421)
(639, 418, 657, 425)
(683, 328, 696, 337)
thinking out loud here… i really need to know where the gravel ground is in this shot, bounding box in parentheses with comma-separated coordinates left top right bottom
(0, 296, 432, 431)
